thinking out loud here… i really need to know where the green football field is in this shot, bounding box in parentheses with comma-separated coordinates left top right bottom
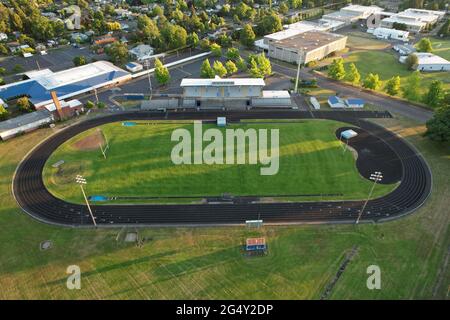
(43, 120, 397, 204)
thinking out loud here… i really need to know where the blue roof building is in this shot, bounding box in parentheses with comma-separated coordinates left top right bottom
(0, 61, 131, 108)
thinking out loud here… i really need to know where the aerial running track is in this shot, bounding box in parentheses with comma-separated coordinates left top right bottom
(13, 110, 432, 227)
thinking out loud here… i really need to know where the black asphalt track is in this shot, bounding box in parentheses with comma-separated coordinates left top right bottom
(335, 127, 402, 184)
(12, 110, 432, 227)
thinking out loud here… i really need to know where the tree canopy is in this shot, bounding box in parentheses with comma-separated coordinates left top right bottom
(328, 58, 346, 80)
(425, 103, 450, 142)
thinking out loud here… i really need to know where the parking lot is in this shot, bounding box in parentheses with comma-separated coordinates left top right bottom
(0, 46, 106, 83)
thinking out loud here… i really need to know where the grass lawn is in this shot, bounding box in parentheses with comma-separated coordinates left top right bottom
(345, 32, 391, 51)
(342, 49, 450, 101)
(428, 38, 450, 60)
(0, 114, 448, 299)
(42, 120, 397, 204)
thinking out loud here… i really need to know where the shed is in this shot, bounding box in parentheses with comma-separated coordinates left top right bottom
(328, 96, 346, 108)
(310, 97, 321, 110)
(217, 117, 226, 127)
(125, 62, 143, 73)
(345, 98, 365, 108)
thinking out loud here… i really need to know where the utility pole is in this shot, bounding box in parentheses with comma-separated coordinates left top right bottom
(356, 172, 383, 224)
(294, 48, 304, 93)
(94, 88, 99, 104)
(144, 59, 153, 101)
(75, 175, 97, 228)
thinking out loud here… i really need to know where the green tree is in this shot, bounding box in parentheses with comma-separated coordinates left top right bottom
(210, 43, 222, 57)
(107, 21, 121, 31)
(240, 24, 256, 48)
(161, 24, 187, 50)
(200, 39, 211, 50)
(73, 55, 87, 66)
(217, 34, 232, 48)
(213, 60, 227, 77)
(425, 104, 450, 142)
(290, 0, 303, 9)
(12, 64, 23, 74)
(200, 59, 215, 78)
(152, 4, 164, 17)
(385, 76, 401, 96)
(226, 48, 240, 61)
(405, 54, 418, 70)
(155, 58, 170, 86)
(362, 73, 382, 90)
(17, 96, 32, 113)
(96, 102, 106, 109)
(236, 57, 247, 71)
(137, 15, 160, 44)
(187, 32, 199, 47)
(256, 53, 272, 77)
(328, 58, 346, 80)
(417, 38, 433, 52)
(279, 3, 289, 15)
(423, 80, 444, 108)
(225, 60, 237, 74)
(402, 70, 421, 101)
(106, 42, 129, 65)
(249, 58, 262, 78)
(0, 104, 8, 120)
(0, 44, 8, 55)
(85, 100, 95, 109)
(259, 13, 282, 34)
(345, 63, 360, 85)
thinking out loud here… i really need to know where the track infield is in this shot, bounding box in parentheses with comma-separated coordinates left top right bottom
(42, 120, 398, 205)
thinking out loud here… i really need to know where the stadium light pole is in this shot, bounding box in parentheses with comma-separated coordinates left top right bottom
(294, 47, 306, 94)
(144, 59, 153, 101)
(356, 171, 383, 225)
(75, 175, 97, 228)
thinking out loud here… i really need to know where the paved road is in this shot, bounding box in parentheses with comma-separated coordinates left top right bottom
(270, 61, 433, 123)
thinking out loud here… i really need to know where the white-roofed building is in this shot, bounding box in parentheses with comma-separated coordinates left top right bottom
(44, 99, 83, 113)
(318, 19, 347, 31)
(339, 4, 384, 19)
(413, 53, 450, 72)
(180, 76, 291, 108)
(0, 109, 54, 140)
(129, 44, 154, 61)
(267, 31, 347, 64)
(263, 28, 304, 47)
(283, 21, 324, 33)
(322, 4, 384, 25)
(380, 8, 445, 33)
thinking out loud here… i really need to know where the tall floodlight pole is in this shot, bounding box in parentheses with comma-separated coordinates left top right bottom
(144, 59, 153, 101)
(76, 175, 97, 228)
(356, 171, 383, 224)
(294, 48, 304, 93)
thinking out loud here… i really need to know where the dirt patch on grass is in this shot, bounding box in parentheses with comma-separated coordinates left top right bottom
(73, 130, 105, 151)
(53, 162, 84, 185)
